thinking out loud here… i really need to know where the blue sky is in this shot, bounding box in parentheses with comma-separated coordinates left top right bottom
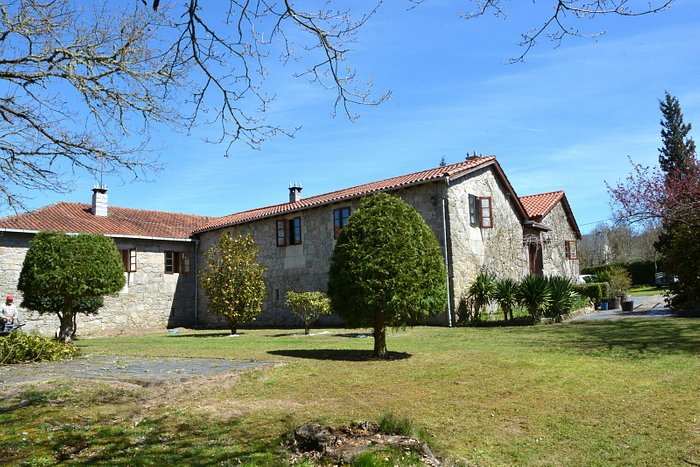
(15, 1, 700, 234)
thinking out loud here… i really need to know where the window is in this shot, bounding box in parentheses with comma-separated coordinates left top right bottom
(165, 251, 190, 274)
(290, 217, 302, 245)
(468, 195, 479, 227)
(276, 220, 287, 247)
(120, 248, 137, 273)
(565, 240, 578, 259)
(333, 207, 351, 238)
(276, 217, 302, 246)
(479, 196, 493, 228)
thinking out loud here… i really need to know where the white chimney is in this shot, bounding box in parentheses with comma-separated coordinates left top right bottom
(289, 183, 302, 203)
(91, 186, 108, 216)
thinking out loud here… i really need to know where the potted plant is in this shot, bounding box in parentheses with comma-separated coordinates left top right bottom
(606, 266, 632, 310)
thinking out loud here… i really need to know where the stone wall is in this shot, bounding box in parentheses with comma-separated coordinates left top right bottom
(445, 166, 529, 318)
(539, 201, 580, 280)
(0, 233, 197, 336)
(197, 181, 450, 328)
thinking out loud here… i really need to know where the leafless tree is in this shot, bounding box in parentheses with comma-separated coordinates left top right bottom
(0, 0, 675, 210)
(0, 1, 180, 210)
(455, 0, 674, 63)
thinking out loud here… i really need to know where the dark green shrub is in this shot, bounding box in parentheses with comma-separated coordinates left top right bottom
(546, 276, 576, 320)
(0, 331, 79, 364)
(328, 193, 447, 359)
(518, 274, 551, 320)
(627, 260, 656, 286)
(18, 231, 125, 342)
(493, 277, 519, 321)
(582, 261, 656, 286)
(467, 271, 496, 322)
(573, 282, 607, 307)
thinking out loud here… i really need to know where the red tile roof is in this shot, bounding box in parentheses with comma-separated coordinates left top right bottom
(519, 191, 564, 219)
(0, 202, 211, 240)
(196, 156, 498, 233)
(520, 190, 581, 239)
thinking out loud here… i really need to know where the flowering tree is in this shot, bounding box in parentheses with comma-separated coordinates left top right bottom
(608, 93, 699, 311)
(608, 158, 700, 230)
(199, 233, 266, 335)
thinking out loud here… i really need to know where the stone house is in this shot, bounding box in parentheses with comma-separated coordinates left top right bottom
(193, 156, 581, 327)
(0, 156, 580, 334)
(0, 189, 210, 335)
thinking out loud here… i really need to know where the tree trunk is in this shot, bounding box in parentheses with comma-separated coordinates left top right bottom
(304, 324, 310, 335)
(58, 296, 75, 343)
(373, 315, 387, 359)
(230, 321, 237, 335)
(503, 308, 508, 321)
(509, 309, 514, 321)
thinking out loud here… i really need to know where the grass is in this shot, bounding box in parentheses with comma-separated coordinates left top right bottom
(1, 320, 698, 465)
(628, 285, 669, 298)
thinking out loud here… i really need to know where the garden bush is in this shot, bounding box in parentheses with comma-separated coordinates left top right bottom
(582, 261, 656, 286)
(573, 282, 608, 307)
(546, 276, 577, 320)
(0, 331, 79, 364)
(467, 271, 495, 322)
(285, 291, 331, 334)
(517, 274, 552, 320)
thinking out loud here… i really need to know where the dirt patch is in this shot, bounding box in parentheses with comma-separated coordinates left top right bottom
(286, 421, 442, 466)
(0, 355, 276, 387)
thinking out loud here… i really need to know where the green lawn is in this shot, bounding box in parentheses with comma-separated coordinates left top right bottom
(1, 320, 698, 465)
(628, 285, 669, 297)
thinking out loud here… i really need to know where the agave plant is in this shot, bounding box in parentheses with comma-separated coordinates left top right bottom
(518, 274, 552, 321)
(467, 271, 496, 322)
(546, 276, 576, 321)
(493, 277, 519, 321)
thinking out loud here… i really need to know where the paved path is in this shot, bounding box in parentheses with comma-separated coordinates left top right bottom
(568, 295, 676, 321)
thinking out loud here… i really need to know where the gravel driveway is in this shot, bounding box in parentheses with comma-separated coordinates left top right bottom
(568, 295, 676, 321)
(0, 355, 274, 387)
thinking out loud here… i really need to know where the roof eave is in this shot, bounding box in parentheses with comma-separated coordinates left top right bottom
(0, 228, 195, 243)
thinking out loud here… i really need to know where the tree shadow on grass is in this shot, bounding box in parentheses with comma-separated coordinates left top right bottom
(268, 349, 411, 361)
(536, 319, 700, 357)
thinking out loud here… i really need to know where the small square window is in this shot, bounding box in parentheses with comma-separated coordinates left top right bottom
(565, 240, 578, 259)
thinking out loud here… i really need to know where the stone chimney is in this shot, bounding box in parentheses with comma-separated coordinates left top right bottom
(91, 186, 108, 217)
(289, 183, 302, 203)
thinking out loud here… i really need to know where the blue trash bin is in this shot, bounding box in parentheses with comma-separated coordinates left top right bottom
(600, 301, 609, 311)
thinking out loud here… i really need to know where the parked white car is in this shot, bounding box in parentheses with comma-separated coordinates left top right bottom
(577, 274, 597, 284)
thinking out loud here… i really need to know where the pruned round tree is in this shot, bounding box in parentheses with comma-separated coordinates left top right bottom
(198, 233, 266, 335)
(328, 193, 447, 358)
(18, 231, 125, 342)
(285, 291, 331, 335)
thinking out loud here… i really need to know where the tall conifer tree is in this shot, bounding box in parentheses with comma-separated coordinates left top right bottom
(658, 91, 696, 176)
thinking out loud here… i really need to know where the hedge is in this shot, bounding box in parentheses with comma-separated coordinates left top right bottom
(573, 282, 609, 306)
(581, 260, 656, 286)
